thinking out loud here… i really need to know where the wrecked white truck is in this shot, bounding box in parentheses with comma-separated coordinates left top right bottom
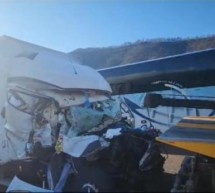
(0, 36, 164, 192)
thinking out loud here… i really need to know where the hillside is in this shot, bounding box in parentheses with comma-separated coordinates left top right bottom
(68, 35, 215, 69)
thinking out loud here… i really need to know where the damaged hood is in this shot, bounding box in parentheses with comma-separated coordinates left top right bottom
(0, 35, 111, 93)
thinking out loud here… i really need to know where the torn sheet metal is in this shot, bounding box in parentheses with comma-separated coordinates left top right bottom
(3, 104, 33, 160)
(1, 89, 120, 163)
(40, 89, 110, 108)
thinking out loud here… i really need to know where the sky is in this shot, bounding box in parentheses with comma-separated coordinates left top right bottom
(0, 0, 215, 52)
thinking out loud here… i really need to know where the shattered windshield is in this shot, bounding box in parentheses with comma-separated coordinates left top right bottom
(60, 98, 122, 137)
(7, 89, 51, 115)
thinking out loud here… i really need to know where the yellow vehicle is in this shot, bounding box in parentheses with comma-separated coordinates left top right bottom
(156, 116, 215, 192)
